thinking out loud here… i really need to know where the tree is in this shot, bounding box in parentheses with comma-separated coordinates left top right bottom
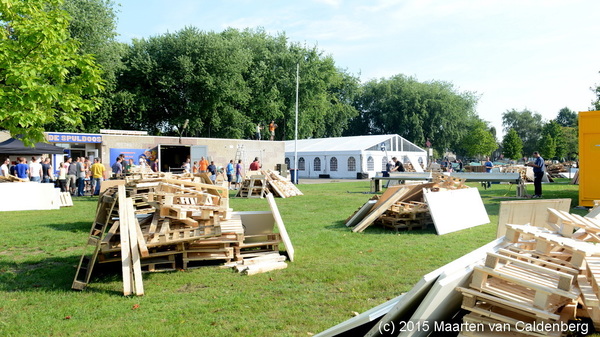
(0, 0, 104, 145)
(541, 120, 564, 160)
(501, 109, 544, 156)
(560, 126, 578, 160)
(501, 128, 523, 160)
(346, 75, 479, 154)
(555, 107, 577, 127)
(457, 119, 498, 158)
(539, 131, 556, 160)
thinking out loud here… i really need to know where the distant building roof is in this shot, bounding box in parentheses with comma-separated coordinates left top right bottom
(284, 134, 425, 154)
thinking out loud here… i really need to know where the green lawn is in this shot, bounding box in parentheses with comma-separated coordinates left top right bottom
(0, 179, 589, 336)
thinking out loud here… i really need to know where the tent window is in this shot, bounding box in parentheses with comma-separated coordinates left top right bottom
(285, 157, 290, 168)
(348, 157, 356, 171)
(367, 156, 374, 171)
(299, 157, 305, 171)
(330, 157, 338, 171)
(314, 157, 321, 171)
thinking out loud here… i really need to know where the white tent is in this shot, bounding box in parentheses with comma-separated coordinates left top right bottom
(284, 134, 427, 179)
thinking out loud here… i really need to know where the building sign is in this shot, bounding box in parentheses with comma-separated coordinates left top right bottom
(47, 133, 102, 143)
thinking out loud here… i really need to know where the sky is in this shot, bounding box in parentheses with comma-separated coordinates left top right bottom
(115, 0, 600, 136)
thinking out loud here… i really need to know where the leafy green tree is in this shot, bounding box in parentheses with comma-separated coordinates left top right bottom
(555, 107, 578, 127)
(542, 120, 564, 160)
(501, 128, 523, 160)
(539, 131, 556, 160)
(346, 75, 479, 154)
(0, 0, 104, 145)
(560, 126, 579, 160)
(457, 119, 498, 158)
(502, 109, 544, 156)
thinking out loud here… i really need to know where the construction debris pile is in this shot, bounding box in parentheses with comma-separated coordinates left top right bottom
(0, 175, 27, 183)
(72, 174, 292, 295)
(318, 205, 600, 337)
(347, 174, 469, 233)
(456, 208, 600, 337)
(236, 169, 303, 198)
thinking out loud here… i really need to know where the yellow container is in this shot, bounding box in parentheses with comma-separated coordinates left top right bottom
(579, 110, 600, 207)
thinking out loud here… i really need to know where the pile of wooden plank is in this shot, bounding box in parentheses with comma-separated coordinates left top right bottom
(0, 174, 27, 182)
(235, 169, 303, 198)
(72, 175, 293, 295)
(317, 206, 600, 337)
(348, 180, 478, 233)
(456, 210, 600, 336)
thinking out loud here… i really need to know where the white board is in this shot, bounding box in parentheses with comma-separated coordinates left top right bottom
(424, 188, 490, 235)
(266, 193, 294, 262)
(346, 200, 377, 227)
(0, 182, 60, 212)
(406, 154, 424, 173)
(363, 237, 508, 337)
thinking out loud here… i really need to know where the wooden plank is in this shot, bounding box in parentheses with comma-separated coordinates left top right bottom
(496, 198, 571, 238)
(345, 200, 377, 227)
(352, 187, 410, 233)
(424, 187, 489, 235)
(125, 198, 144, 296)
(117, 185, 133, 296)
(266, 193, 294, 262)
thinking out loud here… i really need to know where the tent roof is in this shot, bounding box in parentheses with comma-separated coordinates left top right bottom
(0, 138, 66, 155)
(284, 134, 425, 153)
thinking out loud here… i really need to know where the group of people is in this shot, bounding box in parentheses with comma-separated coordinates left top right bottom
(1, 156, 54, 182)
(254, 120, 278, 141)
(0, 156, 108, 196)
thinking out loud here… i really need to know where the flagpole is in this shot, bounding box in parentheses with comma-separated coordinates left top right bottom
(294, 63, 299, 183)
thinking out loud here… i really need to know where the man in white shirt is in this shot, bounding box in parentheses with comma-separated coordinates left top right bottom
(29, 156, 43, 182)
(0, 158, 10, 177)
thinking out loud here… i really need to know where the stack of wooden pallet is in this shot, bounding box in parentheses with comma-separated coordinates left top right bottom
(263, 169, 303, 198)
(0, 174, 27, 182)
(73, 175, 293, 295)
(235, 174, 268, 198)
(235, 169, 303, 198)
(456, 208, 600, 336)
(348, 180, 473, 232)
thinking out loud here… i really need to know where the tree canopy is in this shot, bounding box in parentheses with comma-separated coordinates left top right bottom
(501, 109, 544, 156)
(501, 128, 523, 160)
(0, 0, 104, 145)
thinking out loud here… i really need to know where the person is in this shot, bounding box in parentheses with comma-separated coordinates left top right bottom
(58, 162, 67, 192)
(124, 158, 135, 174)
(527, 151, 545, 198)
(66, 157, 77, 194)
(390, 156, 405, 172)
(151, 159, 159, 172)
(15, 157, 29, 180)
(1, 158, 10, 177)
(457, 159, 464, 172)
(199, 156, 209, 173)
(90, 158, 106, 196)
(383, 160, 393, 177)
(111, 157, 123, 177)
(484, 156, 493, 188)
(76, 157, 86, 196)
(226, 160, 235, 190)
(29, 156, 42, 182)
(269, 120, 278, 141)
(255, 123, 263, 140)
(42, 157, 54, 183)
(235, 159, 244, 189)
(9, 157, 18, 176)
(192, 161, 199, 174)
(182, 159, 191, 173)
(207, 161, 217, 183)
(249, 157, 261, 171)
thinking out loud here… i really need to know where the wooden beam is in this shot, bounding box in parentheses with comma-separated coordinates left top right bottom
(266, 193, 294, 262)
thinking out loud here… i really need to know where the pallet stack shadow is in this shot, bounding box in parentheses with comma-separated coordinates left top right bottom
(347, 174, 468, 232)
(72, 176, 289, 294)
(235, 169, 303, 198)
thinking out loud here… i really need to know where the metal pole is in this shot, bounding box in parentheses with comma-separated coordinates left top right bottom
(294, 63, 299, 183)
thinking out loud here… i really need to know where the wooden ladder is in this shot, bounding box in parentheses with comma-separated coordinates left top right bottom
(71, 189, 119, 290)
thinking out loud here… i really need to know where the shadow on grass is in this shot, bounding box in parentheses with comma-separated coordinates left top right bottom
(325, 219, 438, 235)
(44, 221, 92, 233)
(0, 256, 124, 296)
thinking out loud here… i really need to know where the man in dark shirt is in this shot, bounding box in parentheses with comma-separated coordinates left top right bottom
(527, 151, 545, 198)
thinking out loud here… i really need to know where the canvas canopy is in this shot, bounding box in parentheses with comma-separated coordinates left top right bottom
(0, 138, 65, 155)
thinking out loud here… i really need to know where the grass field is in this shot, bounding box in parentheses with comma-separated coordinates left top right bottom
(0, 179, 589, 336)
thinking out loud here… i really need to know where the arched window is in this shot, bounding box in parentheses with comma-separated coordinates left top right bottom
(298, 157, 305, 171)
(330, 157, 338, 171)
(348, 157, 356, 171)
(314, 157, 321, 171)
(382, 156, 388, 171)
(285, 157, 290, 168)
(367, 156, 374, 171)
